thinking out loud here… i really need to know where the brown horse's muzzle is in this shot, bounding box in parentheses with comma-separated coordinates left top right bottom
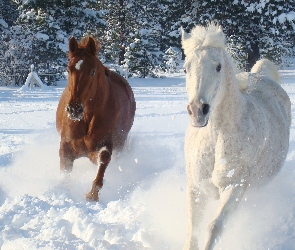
(65, 103, 84, 121)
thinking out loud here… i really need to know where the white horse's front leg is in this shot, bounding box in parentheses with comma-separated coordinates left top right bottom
(184, 185, 206, 250)
(204, 184, 246, 250)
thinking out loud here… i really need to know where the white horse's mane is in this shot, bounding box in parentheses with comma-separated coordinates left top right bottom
(182, 23, 226, 56)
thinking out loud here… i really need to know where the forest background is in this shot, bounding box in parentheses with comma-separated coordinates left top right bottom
(0, 0, 294, 85)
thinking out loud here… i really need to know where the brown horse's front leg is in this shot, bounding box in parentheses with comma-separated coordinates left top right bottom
(59, 141, 74, 173)
(86, 146, 112, 201)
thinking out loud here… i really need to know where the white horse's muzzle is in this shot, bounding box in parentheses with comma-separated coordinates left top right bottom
(187, 103, 210, 127)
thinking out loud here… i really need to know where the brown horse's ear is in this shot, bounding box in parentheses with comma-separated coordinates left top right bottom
(69, 37, 78, 54)
(86, 37, 97, 55)
(105, 67, 111, 77)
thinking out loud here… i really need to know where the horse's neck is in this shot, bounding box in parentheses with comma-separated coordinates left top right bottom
(214, 53, 246, 125)
(97, 74, 111, 104)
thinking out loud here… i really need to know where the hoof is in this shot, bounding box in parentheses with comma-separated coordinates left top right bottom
(85, 191, 99, 202)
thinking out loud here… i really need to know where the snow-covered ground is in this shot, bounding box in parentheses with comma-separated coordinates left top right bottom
(0, 61, 295, 249)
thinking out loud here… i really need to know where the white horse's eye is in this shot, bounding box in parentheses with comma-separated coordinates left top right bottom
(216, 64, 221, 72)
(183, 68, 187, 74)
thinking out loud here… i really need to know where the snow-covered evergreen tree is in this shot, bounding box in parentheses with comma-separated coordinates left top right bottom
(178, 1, 200, 32)
(1, 0, 294, 83)
(12, 3, 65, 79)
(104, 0, 188, 76)
(59, 0, 106, 39)
(0, 0, 18, 26)
(229, 0, 295, 69)
(10, 0, 106, 82)
(5, 24, 34, 85)
(182, 0, 261, 70)
(103, 0, 127, 65)
(180, 0, 295, 71)
(163, 46, 182, 73)
(0, 17, 10, 85)
(0, 0, 20, 85)
(159, 0, 188, 50)
(122, 0, 164, 77)
(255, 0, 295, 65)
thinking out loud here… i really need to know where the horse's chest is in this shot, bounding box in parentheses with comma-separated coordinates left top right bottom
(185, 126, 215, 172)
(63, 121, 88, 140)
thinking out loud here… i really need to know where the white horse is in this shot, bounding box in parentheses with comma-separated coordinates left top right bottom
(182, 24, 291, 250)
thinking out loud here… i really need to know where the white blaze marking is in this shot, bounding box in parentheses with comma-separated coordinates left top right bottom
(227, 169, 235, 178)
(75, 60, 83, 70)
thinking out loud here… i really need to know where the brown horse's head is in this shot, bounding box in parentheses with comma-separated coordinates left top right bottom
(66, 36, 102, 121)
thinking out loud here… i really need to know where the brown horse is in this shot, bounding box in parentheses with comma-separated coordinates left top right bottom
(56, 36, 136, 201)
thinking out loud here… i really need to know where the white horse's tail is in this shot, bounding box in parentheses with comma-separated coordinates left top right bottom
(250, 58, 280, 84)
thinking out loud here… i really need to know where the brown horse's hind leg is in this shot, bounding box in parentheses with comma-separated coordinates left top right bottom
(86, 146, 112, 201)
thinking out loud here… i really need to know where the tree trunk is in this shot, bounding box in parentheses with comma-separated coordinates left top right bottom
(119, 48, 125, 65)
(247, 42, 260, 72)
(118, 0, 125, 65)
(65, 0, 72, 34)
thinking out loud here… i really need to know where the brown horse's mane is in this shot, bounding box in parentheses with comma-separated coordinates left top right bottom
(68, 36, 101, 59)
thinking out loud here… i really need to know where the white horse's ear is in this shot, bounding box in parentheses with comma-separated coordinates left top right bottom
(181, 27, 191, 43)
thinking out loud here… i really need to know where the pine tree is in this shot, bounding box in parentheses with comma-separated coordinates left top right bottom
(158, 0, 190, 64)
(180, 0, 295, 71)
(123, 34, 149, 77)
(230, 0, 295, 69)
(190, 0, 261, 70)
(0, 0, 21, 85)
(59, 0, 106, 38)
(0, 0, 18, 26)
(10, 0, 106, 82)
(13, 2, 65, 79)
(104, 0, 163, 77)
(257, 0, 295, 65)
(103, 0, 127, 65)
(1, 0, 293, 82)
(226, 1, 262, 70)
(4, 24, 34, 85)
(179, 1, 200, 32)
(0, 16, 9, 85)
(122, 0, 164, 77)
(163, 46, 182, 73)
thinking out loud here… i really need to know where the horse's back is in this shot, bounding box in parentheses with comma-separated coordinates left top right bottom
(234, 62, 291, 184)
(251, 75, 291, 125)
(239, 58, 290, 126)
(108, 70, 136, 149)
(245, 76, 291, 181)
(252, 59, 290, 123)
(237, 59, 280, 93)
(108, 70, 136, 117)
(109, 70, 135, 102)
(251, 58, 280, 83)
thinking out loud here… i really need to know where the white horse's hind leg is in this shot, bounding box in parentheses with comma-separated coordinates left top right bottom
(204, 184, 246, 250)
(184, 186, 207, 250)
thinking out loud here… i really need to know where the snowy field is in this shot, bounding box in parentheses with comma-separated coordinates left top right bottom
(0, 60, 295, 250)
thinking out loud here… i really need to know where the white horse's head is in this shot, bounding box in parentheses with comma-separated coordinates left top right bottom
(181, 24, 227, 127)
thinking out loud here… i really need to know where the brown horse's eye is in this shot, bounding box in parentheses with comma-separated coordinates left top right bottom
(91, 69, 95, 76)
